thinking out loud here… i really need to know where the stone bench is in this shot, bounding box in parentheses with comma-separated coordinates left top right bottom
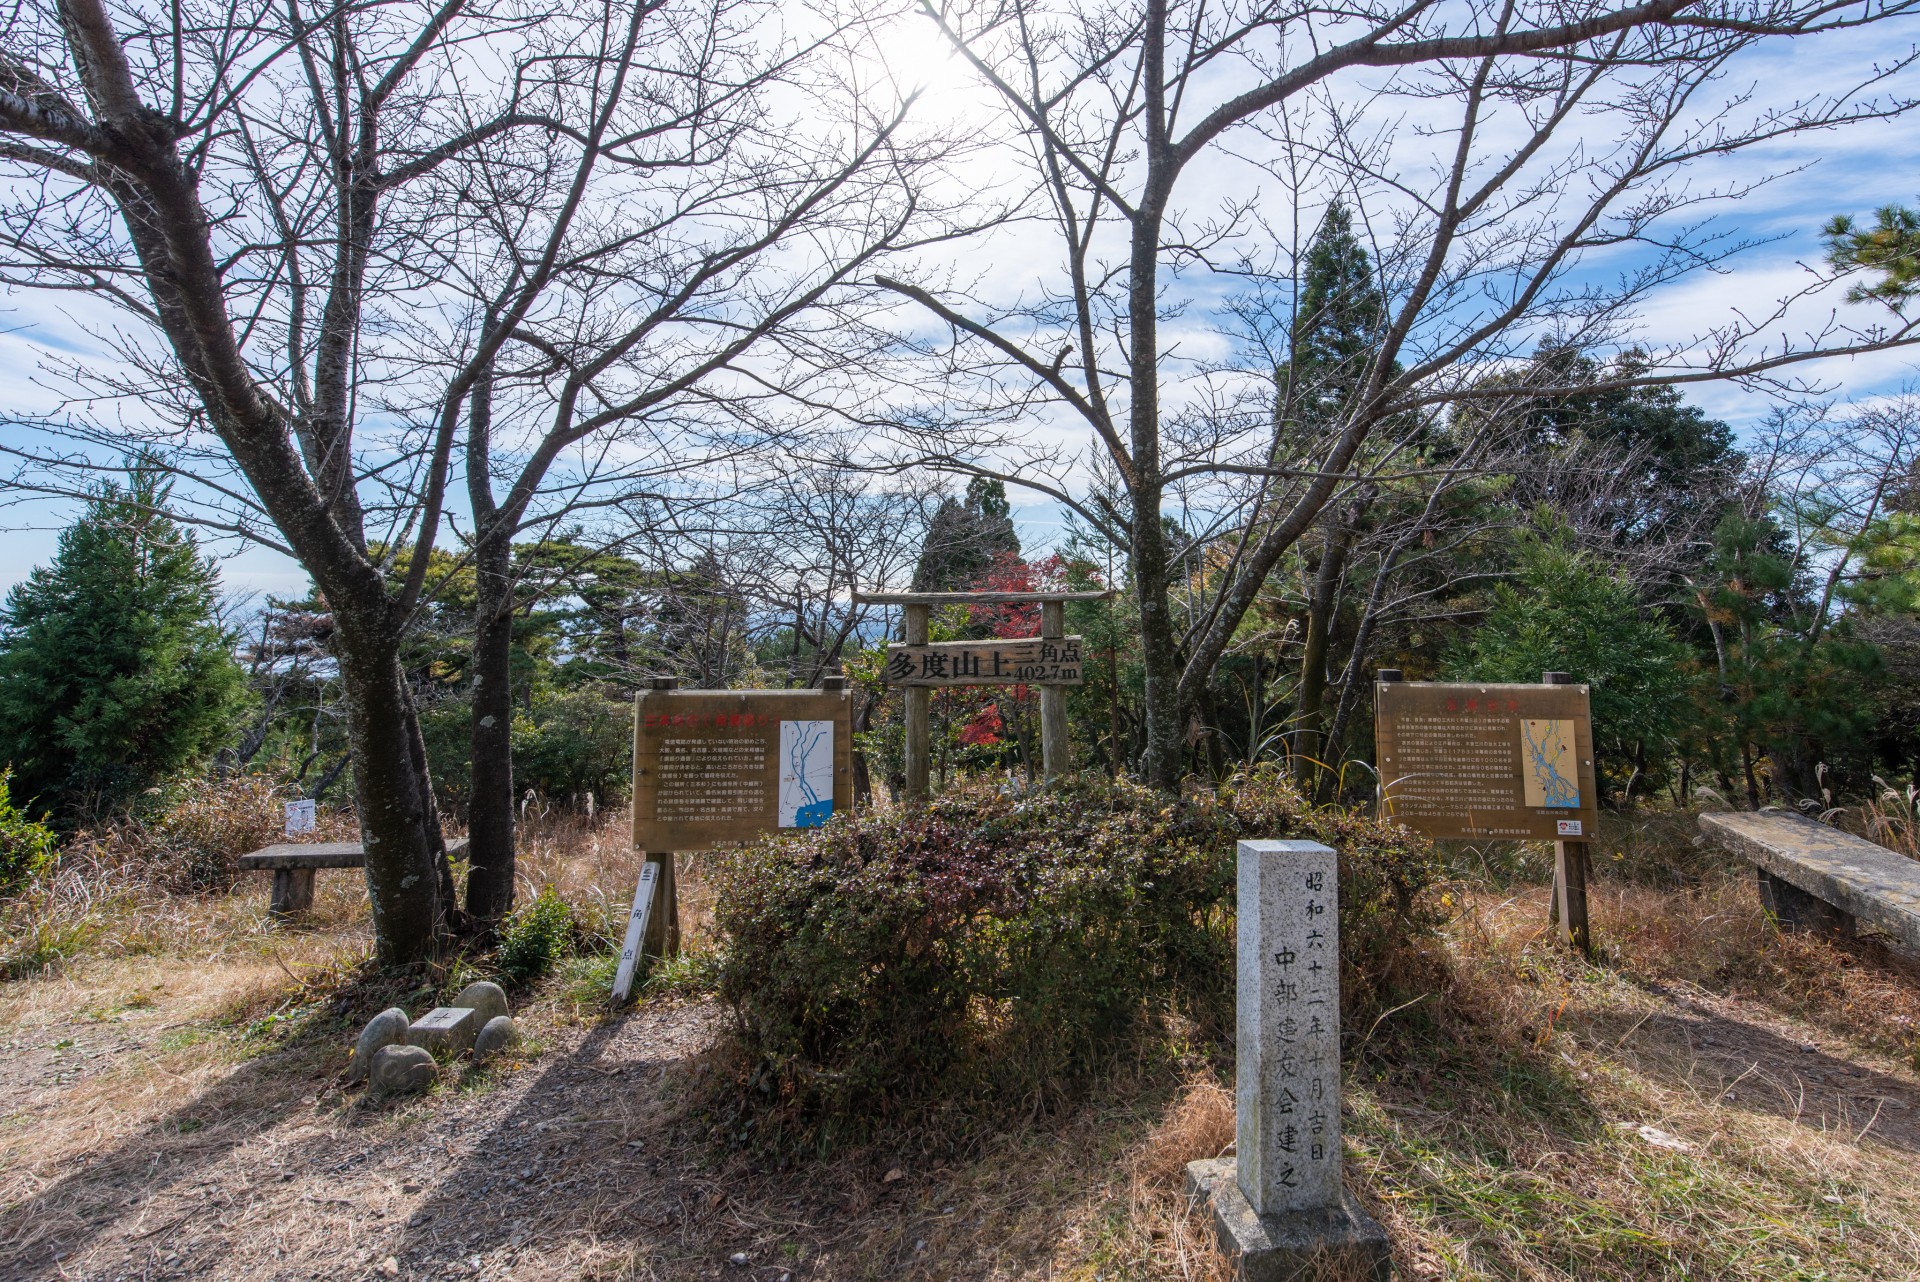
(240, 838, 469, 920)
(1697, 809, 1920, 948)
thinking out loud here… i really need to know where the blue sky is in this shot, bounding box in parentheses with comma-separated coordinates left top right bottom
(3, 8, 1917, 601)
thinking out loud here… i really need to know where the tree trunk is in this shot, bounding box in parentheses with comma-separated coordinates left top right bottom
(1133, 481, 1184, 790)
(465, 530, 518, 924)
(1292, 521, 1354, 783)
(332, 611, 449, 964)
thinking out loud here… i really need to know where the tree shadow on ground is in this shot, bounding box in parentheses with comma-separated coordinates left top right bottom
(0, 1033, 339, 1276)
(381, 1007, 733, 1278)
(0, 989, 719, 1280)
(1570, 999, 1920, 1153)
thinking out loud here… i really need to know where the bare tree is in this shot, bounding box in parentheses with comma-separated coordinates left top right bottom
(0, 0, 963, 955)
(868, 0, 1920, 787)
(604, 461, 942, 685)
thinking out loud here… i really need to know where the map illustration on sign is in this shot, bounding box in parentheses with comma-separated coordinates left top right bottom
(1521, 719, 1581, 808)
(778, 720, 835, 828)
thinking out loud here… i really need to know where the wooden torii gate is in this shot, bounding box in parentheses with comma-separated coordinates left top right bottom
(853, 589, 1114, 798)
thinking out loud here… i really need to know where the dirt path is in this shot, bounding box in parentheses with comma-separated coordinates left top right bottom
(0, 970, 1121, 1282)
(1, 988, 743, 1281)
(6, 882, 1920, 1282)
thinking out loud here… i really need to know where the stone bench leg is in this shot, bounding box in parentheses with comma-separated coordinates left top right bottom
(1757, 869, 1853, 940)
(269, 868, 317, 921)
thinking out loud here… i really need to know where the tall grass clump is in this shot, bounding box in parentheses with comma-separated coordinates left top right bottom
(138, 772, 290, 890)
(706, 769, 1441, 1144)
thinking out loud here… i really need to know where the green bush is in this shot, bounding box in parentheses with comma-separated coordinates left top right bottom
(421, 688, 632, 816)
(0, 768, 56, 891)
(511, 689, 632, 804)
(494, 886, 577, 987)
(707, 769, 1440, 1140)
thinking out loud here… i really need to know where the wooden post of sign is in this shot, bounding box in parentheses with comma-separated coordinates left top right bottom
(1040, 601, 1070, 779)
(642, 852, 680, 959)
(1543, 670, 1592, 954)
(904, 603, 931, 800)
(641, 676, 682, 961)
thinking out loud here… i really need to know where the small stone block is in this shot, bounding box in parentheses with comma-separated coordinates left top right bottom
(1185, 1157, 1391, 1282)
(405, 1006, 480, 1056)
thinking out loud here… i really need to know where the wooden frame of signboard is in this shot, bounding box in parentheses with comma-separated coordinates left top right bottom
(624, 678, 853, 993)
(1374, 670, 1599, 952)
(855, 589, 1113, 798)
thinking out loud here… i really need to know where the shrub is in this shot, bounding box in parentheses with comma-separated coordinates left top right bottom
(511, 690, 632, 805)
(495, 886, 576, 987)
(421, 688, 632, 817)
(707, 769, 1440, 1141)
(0, 768, 56, 892)
(143, 772, 288, 891)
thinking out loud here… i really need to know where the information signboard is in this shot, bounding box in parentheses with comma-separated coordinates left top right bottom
(883, 637, 1086, 686)
(631, 688, 853, 853)
(1374, 680, 1599, 841)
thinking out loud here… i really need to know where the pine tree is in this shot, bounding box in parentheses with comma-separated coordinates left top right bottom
(0, 472, 248, 821)
(1281, 202, 1386, 427)
(911, 477, 1022, 593)
(1276, 204, 1390, 778)
(1824, 203, 1920, 308)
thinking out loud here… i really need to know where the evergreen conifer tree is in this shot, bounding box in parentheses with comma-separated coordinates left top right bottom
(1276, 204, 1390, 778)
(911, 477, 1022, 593)
(1824, 203, 1920, 308)
(0, 472, 248, 820)
(1282, 202, 1386, 426)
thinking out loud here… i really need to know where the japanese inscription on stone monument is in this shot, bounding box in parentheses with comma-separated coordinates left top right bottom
(1187, 838, 1391, 1278)
(1238, 839, 1342, 1214)
(632, 688, 851, 852)
(1374, 680, 1599, 841)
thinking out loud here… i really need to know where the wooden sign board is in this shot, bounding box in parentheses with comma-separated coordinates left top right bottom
(883, 636, 1086, 686)
(632, 688, 852, 852)
(1375, 681, 1599, 841)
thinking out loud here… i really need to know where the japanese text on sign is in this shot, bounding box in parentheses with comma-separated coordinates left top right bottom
(633, 690, 851, 853)
(883, 637, 1085, 686)
(1374, 681, 1598, 842)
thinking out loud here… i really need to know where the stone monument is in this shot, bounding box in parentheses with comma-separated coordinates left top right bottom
(1186, 839, 1391, 1281)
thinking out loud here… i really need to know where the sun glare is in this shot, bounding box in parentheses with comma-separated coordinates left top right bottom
(864, 10, 986, 110)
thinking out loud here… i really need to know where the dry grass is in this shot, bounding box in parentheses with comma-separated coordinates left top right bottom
(1118, 1078, 1237, 1282)
(2, 802, 1920, 1281)
(1342, 874, 1920, 1280)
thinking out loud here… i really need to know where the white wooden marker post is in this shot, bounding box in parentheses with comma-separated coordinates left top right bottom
(610, 860, 660, 1004)
(1186, 839, 1390, 1281)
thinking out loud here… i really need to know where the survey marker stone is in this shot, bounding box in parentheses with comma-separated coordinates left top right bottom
(1187, 839, 1390, 1280)
(406, 1006, 480, 1056)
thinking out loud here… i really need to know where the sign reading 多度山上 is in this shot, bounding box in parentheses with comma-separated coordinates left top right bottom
(1374, 681, 1599, 841)
(883, 637, 1086, 686)
(632, 689, 851, 853)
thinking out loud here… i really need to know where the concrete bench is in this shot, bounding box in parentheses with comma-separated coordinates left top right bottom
(240, 838, 469, 920)
(1698, 809, 1920, 948)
